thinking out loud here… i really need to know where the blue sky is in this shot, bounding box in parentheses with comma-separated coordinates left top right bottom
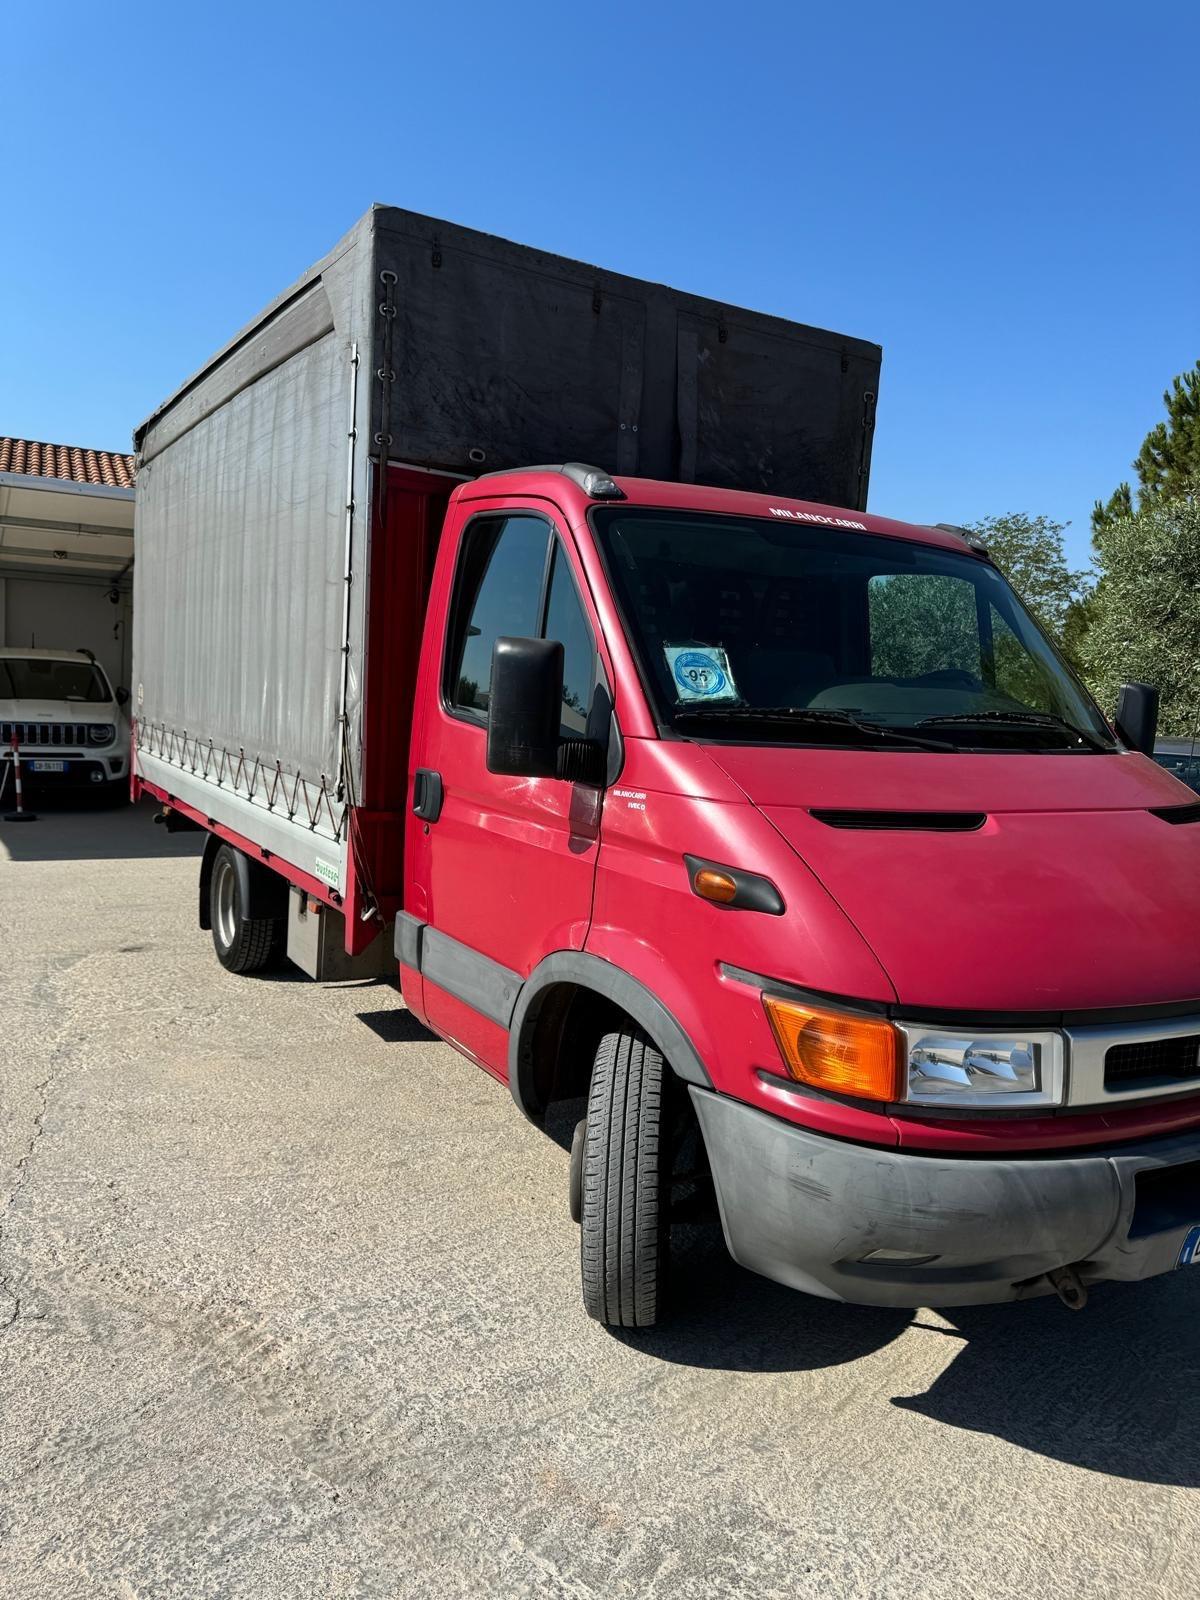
(2, 1, 1196, 570)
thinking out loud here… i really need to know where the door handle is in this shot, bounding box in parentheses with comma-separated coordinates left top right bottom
(412, 768, 444, 823)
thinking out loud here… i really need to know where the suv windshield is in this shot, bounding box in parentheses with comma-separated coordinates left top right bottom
(592, 508, 1114, 753)
(0, 657, 112, 702)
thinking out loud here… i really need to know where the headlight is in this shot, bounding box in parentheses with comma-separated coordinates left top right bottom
(87, 724, 116, 747)
(899, 1026, 1064, 1108)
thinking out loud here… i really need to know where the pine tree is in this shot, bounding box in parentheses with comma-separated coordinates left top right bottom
(1133, 364, 1200, 502)
(1091, 482, 1133, 538)
(1092, 361, 1200, 535)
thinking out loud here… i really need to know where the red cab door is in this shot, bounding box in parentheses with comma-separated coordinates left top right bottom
(407, 503, 604, 1076)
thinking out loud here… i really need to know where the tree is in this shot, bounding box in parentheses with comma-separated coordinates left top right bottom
(1058, 587, 1101, 677)
(961, 512, 1085, 638)
(867, 514, 1083, 689)
(1079, 482, 1200, 738)
(1092, 484, 1133, 538)
(1093, 361, 1200, 535)
(1134, 365, 1200, 502)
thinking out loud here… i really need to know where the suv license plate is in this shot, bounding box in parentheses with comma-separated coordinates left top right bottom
(30, 760, 66, 773)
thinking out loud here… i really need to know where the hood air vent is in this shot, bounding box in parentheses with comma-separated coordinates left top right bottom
(809, 809, 987, 832)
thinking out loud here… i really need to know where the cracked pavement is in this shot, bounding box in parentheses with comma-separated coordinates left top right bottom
(1, 801, 1199, 1599)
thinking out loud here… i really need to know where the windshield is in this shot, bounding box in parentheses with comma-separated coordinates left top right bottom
(0, 657, 112, 702)
(591, 508, 1115, 753)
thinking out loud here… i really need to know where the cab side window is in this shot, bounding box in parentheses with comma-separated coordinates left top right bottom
(445, 515, 596, 734)
(446, 516, 549, 717)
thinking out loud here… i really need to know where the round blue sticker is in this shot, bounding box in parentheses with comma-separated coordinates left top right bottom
(672, 649, 728, 698)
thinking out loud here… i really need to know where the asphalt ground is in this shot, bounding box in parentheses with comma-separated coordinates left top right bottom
(1, 800, 1198, 1599)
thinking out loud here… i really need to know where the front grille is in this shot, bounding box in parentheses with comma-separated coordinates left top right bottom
(1106, 1035, 1200, 1089)
(0, 720, 88, 748)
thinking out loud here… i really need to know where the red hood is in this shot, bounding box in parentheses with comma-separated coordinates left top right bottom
(705, 746, 1200, 1012)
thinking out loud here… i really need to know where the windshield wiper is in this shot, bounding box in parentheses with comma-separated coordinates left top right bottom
(915, 711, 1111, 752)
(674, 705, 956, 752)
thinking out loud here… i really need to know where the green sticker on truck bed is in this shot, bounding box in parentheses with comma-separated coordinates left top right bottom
(664, 645, 738, 703)
(314, 858, 340, 886)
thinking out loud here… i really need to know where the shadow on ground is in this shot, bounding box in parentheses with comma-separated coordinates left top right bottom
(0, 795, 205, 863)
(620, 1220, 1200, 1486)
(619, 1222, 915, 1374)
(528, 1097, 1200, 1486)
(895, 1274, 1200, 1485)
(357, 1006, 440, 1043)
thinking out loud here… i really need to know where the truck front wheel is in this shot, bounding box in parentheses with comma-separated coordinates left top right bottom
(210, 844, 283, 974)
(579, 1027, 671, 1328)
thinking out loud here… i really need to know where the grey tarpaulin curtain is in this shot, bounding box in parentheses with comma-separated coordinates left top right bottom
(134, 330, 353, 790)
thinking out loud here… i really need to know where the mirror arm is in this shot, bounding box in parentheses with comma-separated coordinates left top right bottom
(556, 737, 607, 785)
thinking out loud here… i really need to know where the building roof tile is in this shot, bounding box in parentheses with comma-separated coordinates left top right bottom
(0, 435, 136, 489)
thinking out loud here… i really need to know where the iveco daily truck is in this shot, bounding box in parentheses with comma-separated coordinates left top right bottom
(133, 207, 1200, 1327)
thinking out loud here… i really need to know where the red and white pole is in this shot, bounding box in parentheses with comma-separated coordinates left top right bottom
(4, 731, 38, 823)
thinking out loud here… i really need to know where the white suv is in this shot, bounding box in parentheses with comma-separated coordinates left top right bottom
(0, 647, 131, 803)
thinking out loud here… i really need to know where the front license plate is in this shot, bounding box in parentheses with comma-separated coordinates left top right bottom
(30, 760, 66, 773)
(1177, 1226, 1200, 1268)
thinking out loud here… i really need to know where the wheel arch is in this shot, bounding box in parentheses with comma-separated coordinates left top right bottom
(508, 951, 712, 1122)
(198, 832, 221, 930)
(199, 834, 288, 931)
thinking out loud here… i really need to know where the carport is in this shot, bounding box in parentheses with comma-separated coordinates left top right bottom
(0, 436, 135, 693)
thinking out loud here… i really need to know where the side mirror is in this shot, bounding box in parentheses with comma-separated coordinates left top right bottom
(486, 637, 563, 776)
(1114, 681, 1159, 756)
(115, 686, 131, 706)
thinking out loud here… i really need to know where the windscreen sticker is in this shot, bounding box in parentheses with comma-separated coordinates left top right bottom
(664, 645, 739, 703)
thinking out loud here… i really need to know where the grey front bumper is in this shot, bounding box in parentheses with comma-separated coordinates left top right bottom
(690, 1087, 1200, 1307)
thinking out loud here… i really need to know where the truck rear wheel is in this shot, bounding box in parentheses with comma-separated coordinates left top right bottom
(210, 845, 283, 974)
(579, 1027, 670, 1328)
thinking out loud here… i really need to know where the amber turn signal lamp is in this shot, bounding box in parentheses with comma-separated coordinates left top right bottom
(693, 867, 739, 904)
(762, 996, 901, 1102)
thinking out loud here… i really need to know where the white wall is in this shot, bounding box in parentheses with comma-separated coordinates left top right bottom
(3, 573, 132, 690)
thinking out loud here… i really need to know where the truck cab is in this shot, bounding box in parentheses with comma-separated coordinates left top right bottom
(128, 207, 1200, 1331)
(397, 465, 1200, 1326)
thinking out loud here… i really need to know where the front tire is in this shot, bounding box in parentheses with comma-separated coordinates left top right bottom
(579, 1028, 669, 1328)
(210, 844, 283, 974)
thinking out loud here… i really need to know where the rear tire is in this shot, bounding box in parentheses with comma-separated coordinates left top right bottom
(579, 1027, 669, 1328)
(210, 845, 283, 974)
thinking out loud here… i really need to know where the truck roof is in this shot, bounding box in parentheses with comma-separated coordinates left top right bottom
(133, 207, 881, 515)
(455, 466, 971, 557)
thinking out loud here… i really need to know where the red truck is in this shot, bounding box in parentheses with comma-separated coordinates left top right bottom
(133, 208, 1200, 1326)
